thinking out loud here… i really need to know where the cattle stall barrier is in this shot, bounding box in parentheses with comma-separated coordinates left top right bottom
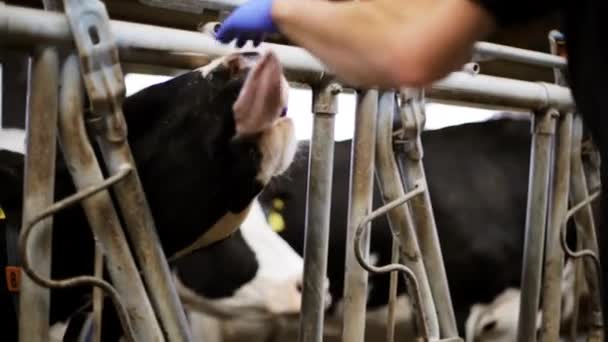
(0, 2, 603, 342)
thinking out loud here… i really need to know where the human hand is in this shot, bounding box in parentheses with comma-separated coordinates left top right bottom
(216, 0, 278, 48)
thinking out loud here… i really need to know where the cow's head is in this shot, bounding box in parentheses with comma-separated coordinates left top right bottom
(123, 51, 297, 257)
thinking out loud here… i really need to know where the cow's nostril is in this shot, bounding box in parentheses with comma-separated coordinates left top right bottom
(280, 107, 288, 117)
(296, 279, 303, 293)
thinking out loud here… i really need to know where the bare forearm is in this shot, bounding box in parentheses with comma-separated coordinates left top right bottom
(272, 0, 495, 88)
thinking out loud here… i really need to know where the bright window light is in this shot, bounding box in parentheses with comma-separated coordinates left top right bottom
(124, 73, 504, 142)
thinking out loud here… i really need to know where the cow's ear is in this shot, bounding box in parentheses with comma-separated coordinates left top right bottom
(232, 51, 288, 137)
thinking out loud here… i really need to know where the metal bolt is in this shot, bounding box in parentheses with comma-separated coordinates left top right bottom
(329, 83, 342, 95)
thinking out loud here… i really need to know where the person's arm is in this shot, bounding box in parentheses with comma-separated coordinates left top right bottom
(271, 0, 496, 88)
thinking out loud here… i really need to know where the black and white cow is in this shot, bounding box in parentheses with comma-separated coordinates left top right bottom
(174, 199, 313, 319)
(46, 199, 309, 341)
(258, 118, 538, 332)
(0, 50, 298, 341)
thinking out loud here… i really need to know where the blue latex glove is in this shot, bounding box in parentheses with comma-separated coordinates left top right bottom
(216, 0, 278, 48)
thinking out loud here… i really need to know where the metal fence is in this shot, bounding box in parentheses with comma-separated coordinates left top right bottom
(0, 1, 602, 341)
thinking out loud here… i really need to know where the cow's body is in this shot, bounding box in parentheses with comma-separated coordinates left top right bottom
(0, 51, 297, 341)
(175, 199, 311, 319)
(259, 118, 534, 331)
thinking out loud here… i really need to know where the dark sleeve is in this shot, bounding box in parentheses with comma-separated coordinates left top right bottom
(469, 0, 561, 27)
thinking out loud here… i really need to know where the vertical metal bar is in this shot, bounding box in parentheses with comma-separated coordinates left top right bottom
(376, 93, 439, 339)
(517, 108, 557, 342)
(569, 257, 584, 342)
(539, 111, 572, 342)
(18, 46, 59, 342)
(396, 89, 459, 338)
(96, 126, 191, 341)
(376, 90, 438, 339)
(298, 82, 340, 342)
(341, 89, 378, 342)
(540, 30, 573, 342)
(386, 239, 399, 342)
(570, 115, 603, 341)
(93, 245, 104, 342)
(0, 54, 3, 125)
(57, 54, 164, 342)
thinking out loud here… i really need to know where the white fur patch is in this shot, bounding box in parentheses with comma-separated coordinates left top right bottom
(177, 200, 312, 318)
(465, 259, 582, 342)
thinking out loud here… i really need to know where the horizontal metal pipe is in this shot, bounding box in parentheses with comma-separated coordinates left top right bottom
(0, 4, 574, 110)
(428, 72, 574, 111)
(142, 0, 569, 70)
(473, 41, 567, 69)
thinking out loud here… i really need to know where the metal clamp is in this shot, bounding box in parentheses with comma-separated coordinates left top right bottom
(396, 89, 426, 161)
(18, 168, 136, 342)
(353, 186, 430, 340)
(312, 82, 341, 114)
(63, 0, 127, 142)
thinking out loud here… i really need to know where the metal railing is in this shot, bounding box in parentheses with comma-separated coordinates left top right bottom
(0, 2, 602, 342)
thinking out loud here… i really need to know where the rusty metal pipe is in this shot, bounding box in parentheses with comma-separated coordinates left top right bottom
(517, 108, 557, 342)
(298, 82, 339, 342)
(352, 190, 429, 340)
(17, 168, 136, 342)
(341, 89, 378, 342)
(569, 115, 604, 341)
(375, 90, 439, 339)
(92, 246, 104, 342)
(539, 36, 569, 342)
(57, 54, 164, 342)
(386, 238, 399, 342)
(539, 111, 573, 342)
(95, 118, 192, 342)
(18, 46, 58, 342)
(566, 191, 600, 220)
(570, 256, 584, 342)
(396, 89, 459, 338)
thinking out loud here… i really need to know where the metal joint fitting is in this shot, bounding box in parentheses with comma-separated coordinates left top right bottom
(64, 0, 128, 143)
(199, 21, 221, 37)
(532, 107, 559, 135)
(312, 82, 341, 115)
(462, 62, 480, 75)
(398, 89, 426, 160)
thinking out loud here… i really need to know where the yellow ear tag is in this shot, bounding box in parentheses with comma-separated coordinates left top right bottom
(0, 208, 5, 220)
(268, 211, 285, 233)
(272, 198, 285, 211)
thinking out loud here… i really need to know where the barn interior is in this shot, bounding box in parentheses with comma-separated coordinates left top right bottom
(0, 1, 600, 342)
